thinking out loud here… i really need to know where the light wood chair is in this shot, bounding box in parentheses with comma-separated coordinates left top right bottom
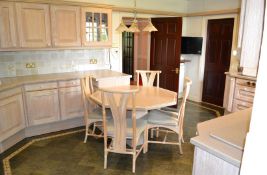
(101, 87, 148, 173)
(136, 70, 161, 87)
(145, 77, 192, 154)
(81, 76, 109, 143)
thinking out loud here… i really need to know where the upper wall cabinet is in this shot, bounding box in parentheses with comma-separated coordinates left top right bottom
(81, 7, 112, 47)
(0, 2, 18, 49)
(51, 5, 81, 47)
(16, 3, 51, 48)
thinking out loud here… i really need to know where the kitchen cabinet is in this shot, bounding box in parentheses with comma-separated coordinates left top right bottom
(59, 86, 83, 120)
(51, 5, 81, 47)
(0, 89, 25, 142)
(16, 3, 51, 48)
(0, 2, 18, 49)
(25, 83, 60, 126)
(238, 0, 265, 77)
(81, 7, 112, 47)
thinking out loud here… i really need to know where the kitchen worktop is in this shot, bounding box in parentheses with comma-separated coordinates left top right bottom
(0, 70, 131, 91)
(225, 72, 257, 81)
(190, 108, 252, 167)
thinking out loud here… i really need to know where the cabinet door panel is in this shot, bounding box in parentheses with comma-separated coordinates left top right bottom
(16, 3, 51, 48)
(59, 86, 83, 120)
(51, 5, 81, 47)
(26, 89, 60, 126)
(0, 2, 17, 48)
(0, 94, 25, 142)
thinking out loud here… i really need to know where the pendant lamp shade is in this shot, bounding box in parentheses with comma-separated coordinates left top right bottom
(116, 20, 128, 32)
(128, 19, 140, 33)
(143, 21, 158, 32)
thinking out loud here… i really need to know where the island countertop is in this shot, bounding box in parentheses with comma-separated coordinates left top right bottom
(0, 70, 131, 92)
(190, 108, 252, 167)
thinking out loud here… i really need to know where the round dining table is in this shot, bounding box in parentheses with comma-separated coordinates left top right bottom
(90, 85, 177, 110)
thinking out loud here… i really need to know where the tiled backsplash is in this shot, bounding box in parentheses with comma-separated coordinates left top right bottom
(0, 49, 111, 78)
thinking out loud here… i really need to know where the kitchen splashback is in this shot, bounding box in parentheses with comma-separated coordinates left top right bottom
(0, 49, 110, 78)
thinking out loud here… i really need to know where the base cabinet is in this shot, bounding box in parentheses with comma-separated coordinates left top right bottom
(26, 89, 60, 126)
(0, 94, 25, 142)
(59, 86, 83, 120)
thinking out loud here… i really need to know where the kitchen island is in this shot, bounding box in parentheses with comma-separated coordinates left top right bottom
(190, 108, 252, 175)
(0, 70, 131, 153)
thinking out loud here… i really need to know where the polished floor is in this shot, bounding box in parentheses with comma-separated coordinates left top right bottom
(0, 101, 222, 175)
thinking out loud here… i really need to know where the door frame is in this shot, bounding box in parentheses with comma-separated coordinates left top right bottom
(198, 14, 239, 102)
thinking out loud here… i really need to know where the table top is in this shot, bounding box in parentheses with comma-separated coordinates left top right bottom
(90, 85, 177, 110)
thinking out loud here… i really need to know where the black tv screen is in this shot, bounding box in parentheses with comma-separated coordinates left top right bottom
(181, 37, 203, 54)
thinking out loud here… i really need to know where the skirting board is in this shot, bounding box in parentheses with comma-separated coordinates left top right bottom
(0, 117, 84, 154)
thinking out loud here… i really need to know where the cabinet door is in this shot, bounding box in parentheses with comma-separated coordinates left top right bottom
(16, 3, 51, 48)
(0, 94, 25, 142)
(26, 89, 60, 126)
(59, 86, 83, 120)
(81, 7, 112, 47)
(0, 2, 17, 48)
(51, 5, 81, 47)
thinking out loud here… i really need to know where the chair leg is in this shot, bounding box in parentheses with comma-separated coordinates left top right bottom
(143, 128, 148, 153)
(181, 136, 185, 143)
(150, 129, 154, 138)
(104, 150, 108, 169)
(178, 138, 183, 155)
(84, 124, 89, 143)
(156, 127, 159, 137)
(92, 123, 96, 135)
(132, 154, 136, 173)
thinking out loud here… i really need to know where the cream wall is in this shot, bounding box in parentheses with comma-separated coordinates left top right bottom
(187, 0, 241, 12)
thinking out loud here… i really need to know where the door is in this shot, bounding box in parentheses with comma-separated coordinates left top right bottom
(122, 30, 134, 80)
(59, 86, 83, 120)
(202, 18, 234, 106)
(0, 2, 17, 49)
(150, 17, 182, 92)
(26, 89, 60, 126)
(51, 5, 81, 47)
(81, 7, 112, 47)
(16, 3, 51, 48)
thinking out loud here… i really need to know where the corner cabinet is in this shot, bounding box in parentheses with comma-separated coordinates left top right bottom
(0, 2, 18, 49)
(51, 5, 81, 47)
(81, 7, 112, 47)
(0, 90, 25, 142)
(15, 3, 51, 48)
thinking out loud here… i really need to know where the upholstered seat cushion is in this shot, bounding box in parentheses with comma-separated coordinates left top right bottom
(107, 117, 147, 139)
(147, 109, 178, 126)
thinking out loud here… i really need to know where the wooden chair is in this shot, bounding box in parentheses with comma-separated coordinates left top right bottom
(145, 77, 192, 154)
(136, 70, 161, 87)
(81, 76, 108, 143)
(101, 87, 148, 173)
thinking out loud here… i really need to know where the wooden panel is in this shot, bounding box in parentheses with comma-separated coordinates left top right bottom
(234, 85, 255, 103)
(232, 99, 253, 112)
(51, 5, 81, 47)
(58, 79, 80, 88)
(81, 7, 112, 47)
(16, 3, 51, 48)
(0, 94, 25, 142)
(24, 82, 58, 91)
(59, 86, 83, 120)
(0, 87, 21, 100)
(223, 75, 236, 112)
(0, 2, 17, 48)
(26, 89, 60, 126)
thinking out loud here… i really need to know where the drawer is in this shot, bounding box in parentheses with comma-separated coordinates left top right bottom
(236, 78, 256, 87)
(24, 82, 58, 91)
(232, 99, 253, 112)
(58, 79, 80, 88)
(234, 84, 255, 103)
(0, 87, 22, 100)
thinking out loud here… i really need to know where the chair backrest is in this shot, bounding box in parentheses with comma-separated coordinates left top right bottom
(101, 87, 139, 153)
(80, 76, 97, 122)
(136, 70, 161, 87)
(177, 77, 192, 136)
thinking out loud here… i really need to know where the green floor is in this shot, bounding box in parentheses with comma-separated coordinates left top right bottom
(1, 102, 221, 175)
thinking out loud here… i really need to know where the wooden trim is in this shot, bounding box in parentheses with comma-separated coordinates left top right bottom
(185, 8, 240, 17)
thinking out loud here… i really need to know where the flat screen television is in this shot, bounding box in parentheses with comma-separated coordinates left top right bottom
(181, 37, 203, 54)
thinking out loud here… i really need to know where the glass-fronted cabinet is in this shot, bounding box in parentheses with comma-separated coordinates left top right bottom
(81, 7, 112, 47)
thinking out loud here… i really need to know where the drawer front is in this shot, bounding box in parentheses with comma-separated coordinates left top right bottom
(234, 84, 255, 103)
(25, 82, 58, 91)
(232, 99, 253, 112)
(236, 78, 256, 87)
(58, 79, 80, 88)
(0, 87, 22, 100)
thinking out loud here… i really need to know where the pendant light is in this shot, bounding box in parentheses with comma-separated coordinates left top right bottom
(116, 19, 129, 32)
(143, 20, 158, 32)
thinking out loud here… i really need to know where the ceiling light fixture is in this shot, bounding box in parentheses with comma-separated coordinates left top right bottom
(116, 0, 158, 33)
